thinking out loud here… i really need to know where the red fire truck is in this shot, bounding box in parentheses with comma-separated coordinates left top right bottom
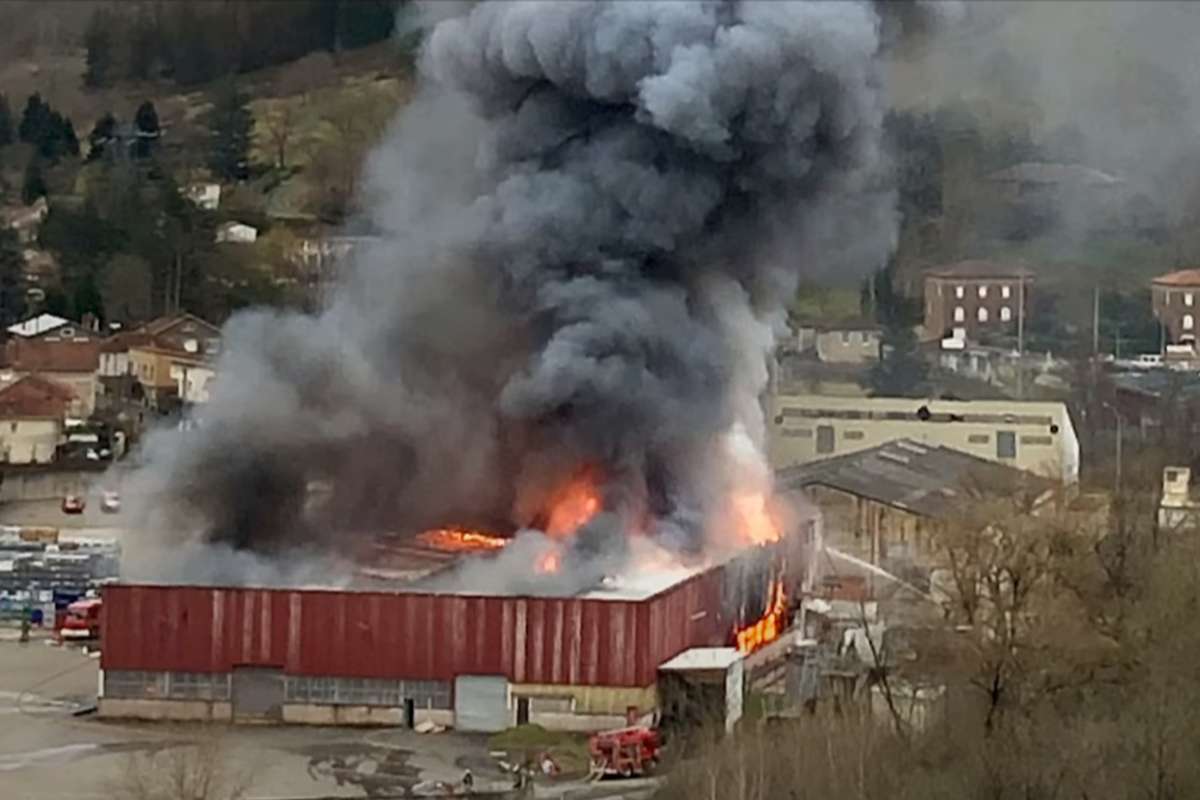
(59, 598, 102, 642)
(587, 726, 661, 778)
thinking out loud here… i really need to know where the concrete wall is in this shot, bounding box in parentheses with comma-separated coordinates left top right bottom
(0, 467, 102, 502)
(99, 698, 233, 722)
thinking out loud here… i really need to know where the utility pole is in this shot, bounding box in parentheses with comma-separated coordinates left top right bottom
(1092, 286, 1100, 357)
(1017, 272, 1025, 399)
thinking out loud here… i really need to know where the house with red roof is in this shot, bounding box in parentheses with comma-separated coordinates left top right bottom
(1151, 269, 1200, 349)
(0, 338, 101, 417)
(0, 375, 74, 463)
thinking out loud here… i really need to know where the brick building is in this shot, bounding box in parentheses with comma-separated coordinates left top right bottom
(1151, 269, 1200, 346)
(923, 260, 1033, 342)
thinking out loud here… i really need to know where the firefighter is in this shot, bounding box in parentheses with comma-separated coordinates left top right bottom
(461, 768, 474, 792)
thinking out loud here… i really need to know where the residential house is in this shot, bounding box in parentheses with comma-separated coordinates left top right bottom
(216, 221, 258, 244)
(1151, 269, 1200, 348)
(1, 197, 49, 245)
(7, 313, 71, 339)
(184, 182, 222, 211)
(141, 313, 221, 357)
(0, 375, 74, 464)
(98, 313, 221, 411)
(768, 394, 1080, 484)
(0, 338, 100, 417)
(923, 260, 1033, 342)
(174, 363, 215, 406)
(98, 330, 153, 381)
(7, 313, 100, 342)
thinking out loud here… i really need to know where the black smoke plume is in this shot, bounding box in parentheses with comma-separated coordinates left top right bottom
(128, 1, 930, 588)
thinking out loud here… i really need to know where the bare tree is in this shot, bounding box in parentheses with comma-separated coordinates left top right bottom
(261, 102, 295, 171)
(110, 728, 254, 800)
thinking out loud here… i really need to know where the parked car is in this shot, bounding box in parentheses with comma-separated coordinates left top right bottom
(61, 495, 86, 514)
(100, 491, 120, 514)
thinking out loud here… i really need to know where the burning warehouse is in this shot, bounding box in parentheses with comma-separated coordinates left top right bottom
(98, 513, 818, 731)
(109, 0, 909, 732)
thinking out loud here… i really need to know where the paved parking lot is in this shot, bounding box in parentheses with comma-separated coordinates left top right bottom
(0, 641, 499, 799)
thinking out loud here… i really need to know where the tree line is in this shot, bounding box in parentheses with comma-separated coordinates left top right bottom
(84, 0, 399, 89)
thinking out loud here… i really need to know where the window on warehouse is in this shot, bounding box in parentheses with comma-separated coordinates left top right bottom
(167, 672, 230, 701)
(283, 676, 452, 708)
(105, 670, 169, 699)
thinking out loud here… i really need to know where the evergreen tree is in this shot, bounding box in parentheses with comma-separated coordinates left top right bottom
(866, 322, 931, 398)
(0, 94, 13, 147)
(0, 229, 26, 329)
(205, 80, 253, 181)
(72, 271, 105, 321)
(36, 112, 79, 162)
(22, 157, 46, 205)
(128, 12, 159, 81)
(83, 9, 118, 89)
(864, 263, 929, 398)
(133, 100, 161, 159)
(87, 113, 118, 162)
(18, 94, 50, 145)
(56, 114, 80, 159)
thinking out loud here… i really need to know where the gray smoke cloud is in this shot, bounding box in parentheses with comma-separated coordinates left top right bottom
(887, 1, 1200, 232)
(127, 1, 927, 590)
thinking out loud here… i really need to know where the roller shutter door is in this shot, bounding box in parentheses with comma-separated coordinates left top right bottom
(454, 675, 509, 732)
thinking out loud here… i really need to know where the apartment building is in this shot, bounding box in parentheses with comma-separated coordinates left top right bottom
(768, 394, 1079, 484)
(1151, 269, 1200, 346)
(923, 260, 1033, 341)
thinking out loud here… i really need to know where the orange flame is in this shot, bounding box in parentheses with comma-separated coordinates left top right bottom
(545, 472, 602, 538)
(734, 492, 780, 545)
(536, 550, 562, 574)
(416, 528, 508, 553)
(735, 580, 787, 655)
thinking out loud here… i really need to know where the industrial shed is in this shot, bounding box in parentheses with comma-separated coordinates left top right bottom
(98, 536, 812, 731)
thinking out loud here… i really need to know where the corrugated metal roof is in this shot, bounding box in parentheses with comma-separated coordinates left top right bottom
(659, 647, 741, 671)
(778, 439, 1053, 517)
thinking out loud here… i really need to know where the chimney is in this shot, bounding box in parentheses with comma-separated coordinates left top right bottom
(1162, 467, 1192, 508)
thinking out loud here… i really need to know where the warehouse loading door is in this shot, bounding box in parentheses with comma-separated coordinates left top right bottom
(454, 676, 509, 732)
(231, 667, 284, 721)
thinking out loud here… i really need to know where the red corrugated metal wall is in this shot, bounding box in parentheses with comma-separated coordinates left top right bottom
(101, 566, 731, 688)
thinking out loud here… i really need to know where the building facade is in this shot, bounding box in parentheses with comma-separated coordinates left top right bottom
(923, 260, 1033, 341)
(0, 376, 72, 463)
(1151, 269, 1200, 346)
(768, 394, 1079, 484)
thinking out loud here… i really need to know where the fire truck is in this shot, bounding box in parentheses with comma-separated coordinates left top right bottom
(59, 597, 103, 642)
(587, 725, 661, 778)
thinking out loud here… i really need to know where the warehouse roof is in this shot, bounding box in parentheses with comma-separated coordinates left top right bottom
(778, 439, 1054, 517)
(659, 647, 741, 672)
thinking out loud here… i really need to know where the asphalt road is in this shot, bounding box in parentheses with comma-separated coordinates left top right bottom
(0, 500, 129, 537)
